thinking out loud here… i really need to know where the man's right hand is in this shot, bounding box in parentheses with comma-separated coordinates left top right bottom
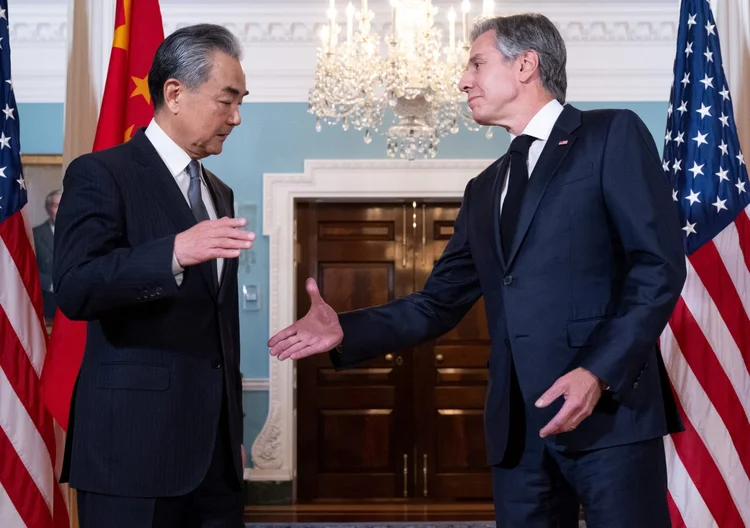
(174, 217, 255, 268)
(268, 278, 343, 360)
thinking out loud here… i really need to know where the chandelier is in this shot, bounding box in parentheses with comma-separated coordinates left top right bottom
(309, 0, 496, 159)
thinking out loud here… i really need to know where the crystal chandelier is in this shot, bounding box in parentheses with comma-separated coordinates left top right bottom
(309, 0, 496, 159)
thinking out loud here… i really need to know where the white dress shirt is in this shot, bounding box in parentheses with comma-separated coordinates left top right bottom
(500, 99, 565, 211)
(144, 118, 223, 284)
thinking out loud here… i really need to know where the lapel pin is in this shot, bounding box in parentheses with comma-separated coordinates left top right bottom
(558, 140, 569, 145)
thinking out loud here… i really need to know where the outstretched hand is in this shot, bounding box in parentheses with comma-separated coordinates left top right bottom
(268, 278, 343, 360)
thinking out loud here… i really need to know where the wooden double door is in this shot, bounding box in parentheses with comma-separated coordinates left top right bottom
(295, 201, 492, 503)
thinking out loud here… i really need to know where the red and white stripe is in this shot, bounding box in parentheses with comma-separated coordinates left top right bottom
(0, 209, 70, 528)
(663, 204, 750, 527)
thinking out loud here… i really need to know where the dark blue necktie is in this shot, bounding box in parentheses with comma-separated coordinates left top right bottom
(186, 160, 218, 289)
(500, 134, 536, 261)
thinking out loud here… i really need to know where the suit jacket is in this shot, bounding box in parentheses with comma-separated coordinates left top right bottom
(331, 106, 687, 466)
(53, 129, 243, 496)
(33, 220, 57, 318)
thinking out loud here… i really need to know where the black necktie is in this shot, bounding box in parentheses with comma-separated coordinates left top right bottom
(186, 160, 218, 289)
(500, 134, 536, 261)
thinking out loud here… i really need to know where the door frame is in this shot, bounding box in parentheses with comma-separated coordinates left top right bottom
(250, 159, 494, 499)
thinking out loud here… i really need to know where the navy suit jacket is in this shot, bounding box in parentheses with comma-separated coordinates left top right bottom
(53, 130, 243, 496)
(331, 106, 687, 466)
(33, 220, 57, 318)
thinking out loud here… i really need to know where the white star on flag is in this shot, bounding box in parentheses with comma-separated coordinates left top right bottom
(0, 132, 10, 149)
(673, 159, 683, 173)
(0, 166, 5, 178)
(715, 166, 729, 182)
(700, 74, 714, 89)
(665, 130, 672, 143)
(685, 41, 694, 57)
(704, 48, 714, 62)
(737, 179, 747, 194)
(696, 103, 712, 119)
(663, 160, 670, 172)
(687, 13, 697, 27)
(0, 8, 6, 20)
(719, 140, 729, 155)
(667, 103, 673, 117)
(712, 197, 728, 212)
(675, 131, 685, 145)
(692, 130, 708, 147)
(686, 189, 701, 205)
(672, 189, 679, 202)
(719, 113, 729, 127)
(5, 79, 12, 90)
(706, 21, 716, 35)
(737, 152, 745, 166)
(719, 86, 730, 100)
(16, 176, 25, 190)
(682, 220, 697, 236)
(1, 103, 13, 120)
(678, 101, 689, 115)
(689, 162, 705, 178)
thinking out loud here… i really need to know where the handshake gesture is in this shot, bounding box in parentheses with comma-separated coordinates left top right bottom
(268, 278, 343, 360)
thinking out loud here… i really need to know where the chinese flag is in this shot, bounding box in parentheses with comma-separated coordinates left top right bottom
(42, 0, 165, 430)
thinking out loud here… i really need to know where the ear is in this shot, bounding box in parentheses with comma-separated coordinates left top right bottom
(163, 79, 183, 114)
(518, 50, 540, 84)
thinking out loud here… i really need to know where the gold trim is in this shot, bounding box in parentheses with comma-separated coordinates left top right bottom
(21, 154, 63, 166)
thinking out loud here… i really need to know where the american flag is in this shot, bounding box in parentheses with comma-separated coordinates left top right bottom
(660, 0, 750, 526)
(0, 1, 69, 526)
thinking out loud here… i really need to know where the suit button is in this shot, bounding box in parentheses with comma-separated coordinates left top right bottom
(632, 381, 639, 389)
(156, 287, 163, 295)
(212, 360, 222, 369)
(502, 276, 513, 286)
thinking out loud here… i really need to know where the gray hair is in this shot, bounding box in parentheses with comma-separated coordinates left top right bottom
(45, 189, 62, 210)
(471, 13, 567, 104)
(148, 24, 243, 111)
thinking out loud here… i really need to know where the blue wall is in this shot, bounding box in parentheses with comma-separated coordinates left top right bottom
(22, 100, 668, 463)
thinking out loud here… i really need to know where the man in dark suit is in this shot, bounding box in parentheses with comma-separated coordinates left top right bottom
(269, 13, 686, 528)
(33, 189, 61, 322)
(53, 24, 254, 528)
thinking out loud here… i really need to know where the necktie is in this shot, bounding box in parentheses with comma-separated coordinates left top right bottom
(500, 134, 536, 261)
(186, 160, 218, 289)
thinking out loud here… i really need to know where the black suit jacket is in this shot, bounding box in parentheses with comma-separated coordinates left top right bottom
(53, 129, 243, 496)
(331, 106, 687, 465)
(33, 220, 57, 318)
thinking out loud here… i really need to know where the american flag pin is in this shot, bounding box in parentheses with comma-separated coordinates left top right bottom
(559, 140, 569, 145)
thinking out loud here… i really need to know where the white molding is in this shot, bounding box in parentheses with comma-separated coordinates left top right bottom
(12, 2, 678, 104)
(249, 158, 493, 482)
(242, 378, 270, 392)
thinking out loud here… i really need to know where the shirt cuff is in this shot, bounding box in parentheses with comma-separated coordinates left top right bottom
(172, 252, 184, 286)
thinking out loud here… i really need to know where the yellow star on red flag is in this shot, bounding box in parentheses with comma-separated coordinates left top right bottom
(130, 75, 150, 104)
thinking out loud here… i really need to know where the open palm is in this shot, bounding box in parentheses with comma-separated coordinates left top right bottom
(267, 278, 343, 360)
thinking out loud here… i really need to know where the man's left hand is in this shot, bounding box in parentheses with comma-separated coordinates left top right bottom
(536, 367, 604, 438)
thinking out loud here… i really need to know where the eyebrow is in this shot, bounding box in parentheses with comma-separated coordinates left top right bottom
(221, 86, 250, 97)
(469, 53, 485, 63)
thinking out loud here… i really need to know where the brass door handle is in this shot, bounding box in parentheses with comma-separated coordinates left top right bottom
(385, 353, 393, 362)
(435, 353, 444, 363)
(385, 354, 403, 366)
(403, 454, 408, 497)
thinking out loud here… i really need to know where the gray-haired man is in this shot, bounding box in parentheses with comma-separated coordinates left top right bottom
(269, 13, 685, 528)
(54, 24, 254, 527)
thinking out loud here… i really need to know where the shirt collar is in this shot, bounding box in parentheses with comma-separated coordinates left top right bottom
(509, 99, 565, 143)
(144, 118, 197, 178)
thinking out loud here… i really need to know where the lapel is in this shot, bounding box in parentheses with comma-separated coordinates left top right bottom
(490, 154, 511, 270)
(203, 167, 232, 297)
(128, 129, 217, 297)
(504, 105, 582, 269)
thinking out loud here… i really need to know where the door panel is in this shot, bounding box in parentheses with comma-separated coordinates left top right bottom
(296, 203, 414, 501)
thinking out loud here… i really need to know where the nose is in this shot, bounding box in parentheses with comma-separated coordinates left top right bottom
(459, 71, 472, 93)
(229, 106, 242, 126)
